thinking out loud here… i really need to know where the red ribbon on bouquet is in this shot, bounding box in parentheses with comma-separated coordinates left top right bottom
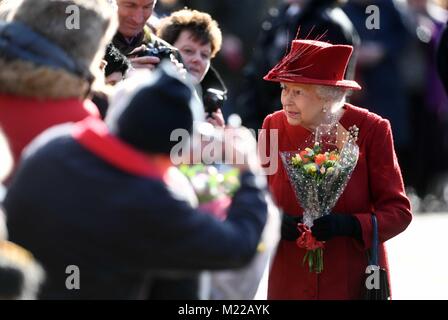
(296, 223, 324, 250)
(296, 223, 325, 273)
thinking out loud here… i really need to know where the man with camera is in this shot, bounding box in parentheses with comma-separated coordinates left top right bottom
(112, 0, 181, 70)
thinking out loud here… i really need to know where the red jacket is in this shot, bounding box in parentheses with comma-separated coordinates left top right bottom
(261, 104, 412, 299)
(0, 94, 99, 178)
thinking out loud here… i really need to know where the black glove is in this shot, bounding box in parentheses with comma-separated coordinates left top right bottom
(281, 214, 303, 241)
(311, 214, 362, 242)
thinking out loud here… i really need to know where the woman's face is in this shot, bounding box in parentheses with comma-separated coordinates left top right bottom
(174, 30, 212, 84)
(106, 71, 125, 86)
(280, 82, 325, 130)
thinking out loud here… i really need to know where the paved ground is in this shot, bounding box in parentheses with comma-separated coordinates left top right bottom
(387, 213, 448, 300)
(254, 213, 448, 300)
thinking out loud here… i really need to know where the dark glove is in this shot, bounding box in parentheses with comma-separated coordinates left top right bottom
(311, 214, 362, 242)
(281, 214, 303, 241)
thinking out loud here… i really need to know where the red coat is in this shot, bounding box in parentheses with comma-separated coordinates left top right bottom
(261, 104, 412, 299)
(0, 94, 99, 178)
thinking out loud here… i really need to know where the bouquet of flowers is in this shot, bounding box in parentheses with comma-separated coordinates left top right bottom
(280, 124, 359, 273)
(179, 164, 240, 220)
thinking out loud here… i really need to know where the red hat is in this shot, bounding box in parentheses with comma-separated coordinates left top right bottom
(263, 39, 361, 90)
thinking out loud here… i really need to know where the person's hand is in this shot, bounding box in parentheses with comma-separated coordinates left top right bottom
(206, 108, 225, 128)
(223, 127, 261, 174)
(311, 214, 362, 242)
(281, 214, 303, 241)
(128, 45, 187, 76)
(128, 45, 160, 70)
(129, 56, 161, 70)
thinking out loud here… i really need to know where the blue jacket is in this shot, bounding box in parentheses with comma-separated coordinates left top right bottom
(4, 119, 268, 299)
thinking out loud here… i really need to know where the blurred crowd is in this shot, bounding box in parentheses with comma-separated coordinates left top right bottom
(0, 0, 447, 299)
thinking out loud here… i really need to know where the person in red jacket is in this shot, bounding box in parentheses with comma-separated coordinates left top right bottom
(0, 0, 118, 181)
(259, 39, 412, 299)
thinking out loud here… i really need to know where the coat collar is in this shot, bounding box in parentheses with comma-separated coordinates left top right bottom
(280, 103, 371, 148)
(72, 117, 171, 182)
(0, 93, 98, 113)
(0, 58, 88, 98)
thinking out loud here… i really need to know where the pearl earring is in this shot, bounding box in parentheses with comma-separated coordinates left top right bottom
(322, 107, 327, 113)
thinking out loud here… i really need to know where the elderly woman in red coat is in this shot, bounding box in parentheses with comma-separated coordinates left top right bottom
(259, 39, 412, 299)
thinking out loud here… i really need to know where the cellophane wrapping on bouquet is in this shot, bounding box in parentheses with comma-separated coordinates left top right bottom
(280, 124, 360, 273)
(179, 164, 240, 220)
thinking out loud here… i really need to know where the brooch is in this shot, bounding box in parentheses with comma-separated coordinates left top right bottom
(348, 125, 359, 142)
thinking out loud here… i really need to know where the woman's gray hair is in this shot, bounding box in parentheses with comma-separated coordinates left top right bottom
(315, 85, 348, 112)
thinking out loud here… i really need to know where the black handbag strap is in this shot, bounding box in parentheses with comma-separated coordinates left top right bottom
(369, 214, 379, 266)
(366, 214, 390, 300)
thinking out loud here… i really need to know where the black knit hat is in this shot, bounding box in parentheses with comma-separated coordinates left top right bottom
(104, 43, 131, 77)
(106, 62, 202, 155)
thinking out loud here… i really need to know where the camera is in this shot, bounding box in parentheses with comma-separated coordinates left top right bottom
(137, 44, 175, 61)
(203, 88, 226, 115)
